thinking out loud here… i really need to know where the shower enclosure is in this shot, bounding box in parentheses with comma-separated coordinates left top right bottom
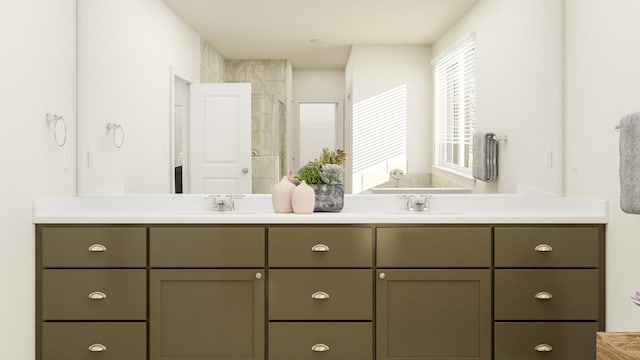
(251, 95, 287, 193)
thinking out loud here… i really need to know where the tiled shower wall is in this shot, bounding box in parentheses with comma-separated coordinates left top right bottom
(225, 60, 290, 194)
(201, 40, 225, 83)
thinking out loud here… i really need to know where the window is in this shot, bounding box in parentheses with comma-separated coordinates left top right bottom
(433, 32, 476, 175)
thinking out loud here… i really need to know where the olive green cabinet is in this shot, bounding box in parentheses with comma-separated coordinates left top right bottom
(37, 226, 148, 360)
(149, 227, 265, 360)
(267, 227, 374, 360)
(376, 227, 493, 360)
(493, 226, 605, 360)
(149, 270, 264, 360)
(37, 223, 605, 360)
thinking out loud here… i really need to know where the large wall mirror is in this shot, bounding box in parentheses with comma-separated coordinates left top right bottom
(77, 0, 564, 196)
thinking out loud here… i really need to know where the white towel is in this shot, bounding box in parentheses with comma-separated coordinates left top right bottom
(472, 132, 498, 182)
(619, 112, 640, 214)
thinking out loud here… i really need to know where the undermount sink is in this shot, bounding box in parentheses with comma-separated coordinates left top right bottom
(178, 211, 257, 215)
(384, 211, 464, 215)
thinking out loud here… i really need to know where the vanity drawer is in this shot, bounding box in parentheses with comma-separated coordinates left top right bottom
(42, 322, 146, 360)
(269, 322, 372, 360)
(494, 269, 599, 320)
(41, 227, 146, 268)
(377, 227, 492, 267)
(150, 227, 264, 267)
(42, 269, 146, 320)
(268, 227, 372, 268)
(495, 226, 600, 268)
(495, 322, 599, 360)
(269, 270, 372, 320)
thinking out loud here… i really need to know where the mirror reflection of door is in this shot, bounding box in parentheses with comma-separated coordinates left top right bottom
(172, 74, 190, 194)
(295, 102, 343, 172)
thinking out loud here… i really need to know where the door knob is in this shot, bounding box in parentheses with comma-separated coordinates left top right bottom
(242, 168, 249, 174)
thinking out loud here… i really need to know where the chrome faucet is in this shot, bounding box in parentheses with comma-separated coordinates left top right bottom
(208, 194, 244, 211)
(398, 195, 431, 211)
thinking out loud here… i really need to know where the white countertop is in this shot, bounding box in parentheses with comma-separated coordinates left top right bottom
(32, 194, 608, 224)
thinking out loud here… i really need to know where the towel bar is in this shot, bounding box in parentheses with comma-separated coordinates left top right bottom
(492, 135, 508, 143)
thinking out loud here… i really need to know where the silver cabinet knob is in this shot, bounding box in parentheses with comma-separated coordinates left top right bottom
(88, 343, 107, 352)
(379, 272, 386, 280)
(242, 167, 249, 174)
(534, 244, 553, 252)
(88, 244, 106, 252)
(255, 272, 262, 280)
(311, 291, 330, 300)
(534, 343, 553, 352)
(88, 291, 107, 300)
(311, 244, 330, 252)
(534, 291, 553, 300)
(311, 344, 330, 352)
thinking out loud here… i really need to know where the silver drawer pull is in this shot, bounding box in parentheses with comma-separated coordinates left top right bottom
(88, 291, 107, 300)
(311, 244, 330, 252)
(88, 343, 107, 352)
(534, 291, 553, 300)
(534, 343, 553, 352)
(312, 343, 330, 352)
(255, 272, 262, 280)
(379, 272, 386, 280)
(88, 244, 107, 252)
(534, 244, 553, 252)
(311, 291, 330, 300)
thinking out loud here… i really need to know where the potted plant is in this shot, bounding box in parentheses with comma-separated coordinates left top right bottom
(295, 147, 346, 212)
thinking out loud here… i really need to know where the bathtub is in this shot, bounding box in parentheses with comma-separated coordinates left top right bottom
(369, 187, 472, 194)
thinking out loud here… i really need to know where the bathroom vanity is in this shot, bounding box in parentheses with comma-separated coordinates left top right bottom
(34, 194, 607, 360)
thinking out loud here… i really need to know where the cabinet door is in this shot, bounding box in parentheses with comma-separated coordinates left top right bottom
(376, 270, 491, 360)
(150, 270, 264, 360)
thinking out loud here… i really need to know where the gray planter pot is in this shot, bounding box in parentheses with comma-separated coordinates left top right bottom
(309, 184, 344, 212)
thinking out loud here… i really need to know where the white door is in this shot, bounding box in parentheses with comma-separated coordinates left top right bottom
(189, 83, 252, 194)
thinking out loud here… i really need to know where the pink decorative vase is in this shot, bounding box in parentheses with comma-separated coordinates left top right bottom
(291, 181, 315, 214)
(272, 176, 295, 213)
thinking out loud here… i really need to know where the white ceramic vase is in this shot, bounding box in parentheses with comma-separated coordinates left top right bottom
(272, 176, 295, 213)
(291, 181, 315, 214)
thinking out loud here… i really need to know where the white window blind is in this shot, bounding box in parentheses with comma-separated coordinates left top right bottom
(352, 85, 406, 173)
(433, 32, 476, 174)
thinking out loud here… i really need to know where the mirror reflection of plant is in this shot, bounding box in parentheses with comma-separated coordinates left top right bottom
(320, 164, 344, 185)
(296, 147, 346, 185)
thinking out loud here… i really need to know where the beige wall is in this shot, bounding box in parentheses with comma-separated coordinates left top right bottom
(434, 0, 564, 194)
(564, 0, 640, 330)
(0, 0, 77, 357)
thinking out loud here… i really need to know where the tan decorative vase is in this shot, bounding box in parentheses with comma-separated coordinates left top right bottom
(271, 176, 295, 213)
(291, 181, 315, 214)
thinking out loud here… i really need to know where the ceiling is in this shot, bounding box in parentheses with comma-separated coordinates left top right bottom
(162, 0, 478, 69)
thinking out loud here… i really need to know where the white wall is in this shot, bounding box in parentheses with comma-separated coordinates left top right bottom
(564, 0, 640, 330)
(77, 0, 201, 194)
(292, 69, 345, 169)
(0, 0, 76, 357)
(433, 0, 564, 194)
(348, 45, 432, 174)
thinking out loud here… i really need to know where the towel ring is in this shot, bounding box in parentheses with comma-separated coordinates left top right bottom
(106, 123, 125, 148)
(46, 113, 67, 147)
